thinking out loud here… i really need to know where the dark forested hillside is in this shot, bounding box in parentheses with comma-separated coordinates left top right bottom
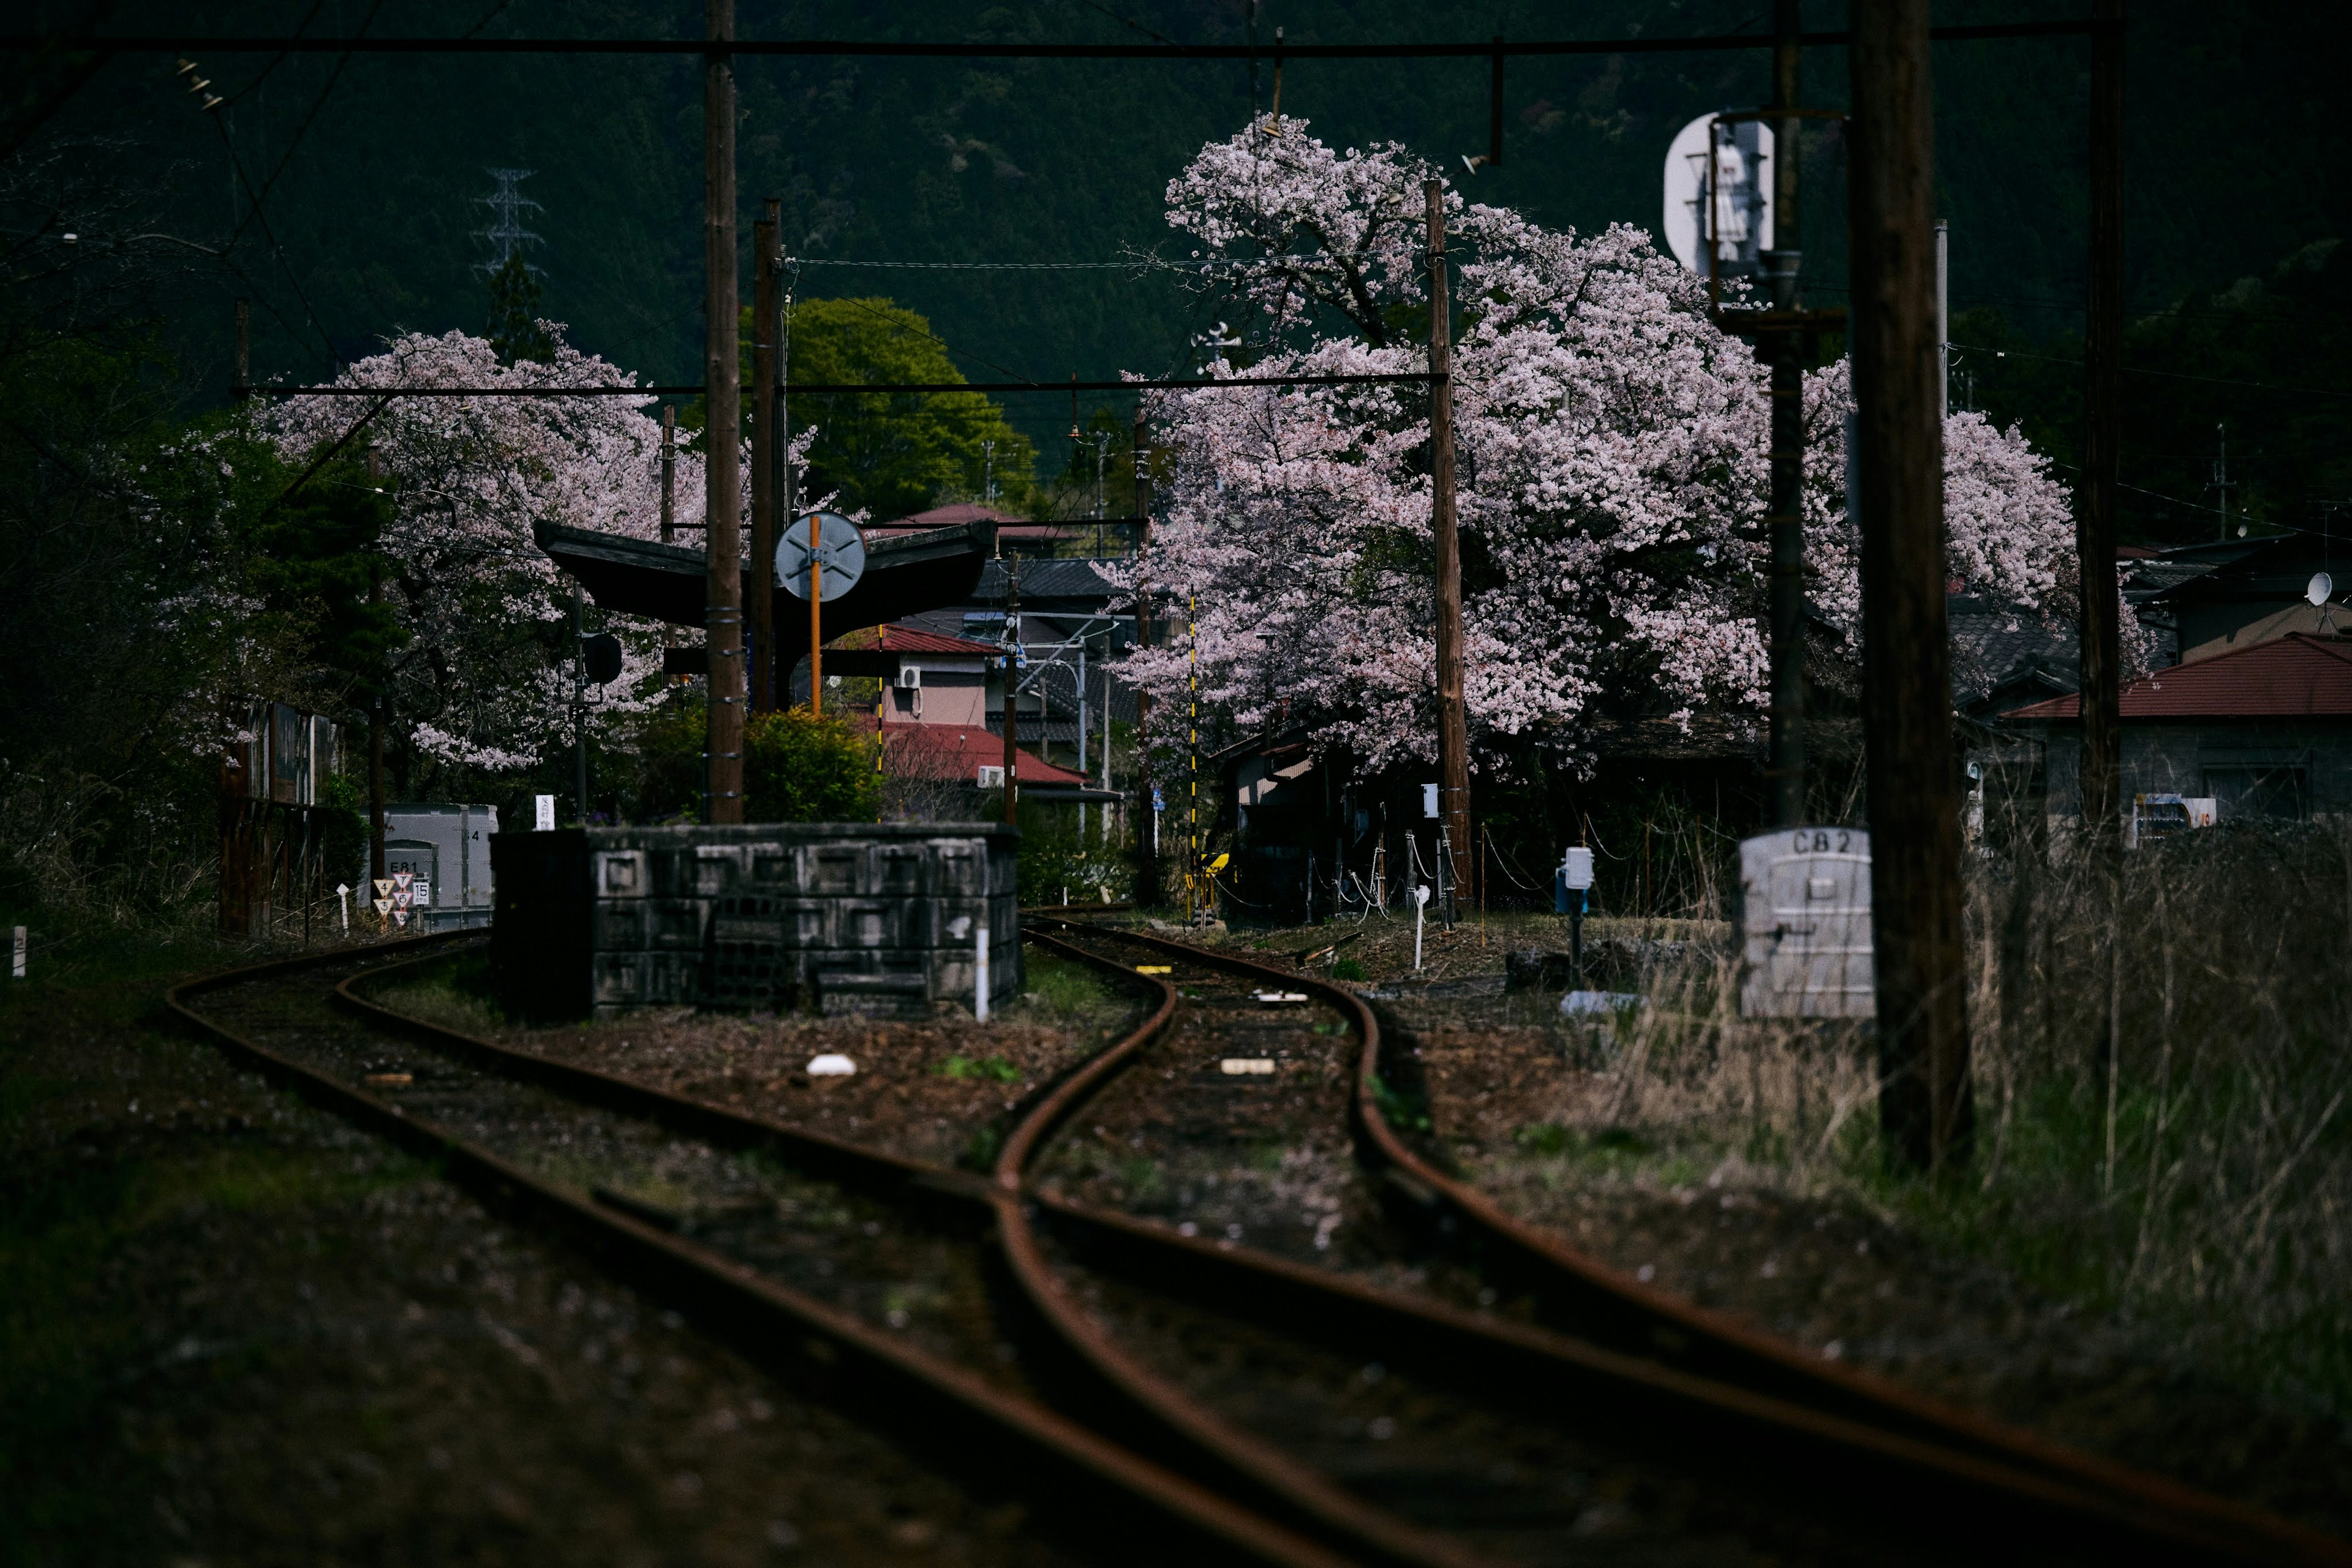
(16, 1, 2352, 474)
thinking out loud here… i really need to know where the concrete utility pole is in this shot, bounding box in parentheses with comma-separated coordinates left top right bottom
(1849, 0, 1972, 1174)
(1003, 557, 1021, 826)
(365, 444, 388, 880)
(233, 298, 251, 399)
(1424, 180, 1473, 912)
(703, 0, 744, 822)
(368, 584, 386, 884)
(1762, 0, 1808, 829)
(1935, 219, 1950, 419)
(1133, 404, 1159, 906)
(659, 404, 676, 543)
(2077, 0, 2125, 840)
(750, 203, 779, 715)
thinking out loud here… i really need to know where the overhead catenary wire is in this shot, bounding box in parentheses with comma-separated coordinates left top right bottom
(1948, 341, 2352, 402)
(252, 371, 1445, 396)
(14, 22, 2108, 60)
(224, 0, 388, 252)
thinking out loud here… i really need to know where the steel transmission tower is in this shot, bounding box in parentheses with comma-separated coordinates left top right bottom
(473, 166, 545, 276)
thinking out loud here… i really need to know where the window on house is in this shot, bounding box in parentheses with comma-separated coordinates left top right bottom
(2204, 766, 2307, 821)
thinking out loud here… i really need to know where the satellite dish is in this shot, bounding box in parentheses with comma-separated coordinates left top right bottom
(1661, 113, 1774, 276)
(777, 510, 867, 601)
(2309, 571, 2334, 608)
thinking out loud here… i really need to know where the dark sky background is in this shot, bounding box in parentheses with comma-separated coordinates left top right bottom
(19, 1, 2348, 462)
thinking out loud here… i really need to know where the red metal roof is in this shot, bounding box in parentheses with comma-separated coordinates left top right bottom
(877, 722, 1087, 785)
(2005, 634, 2352, 721)
(827, 621, 1001, 657)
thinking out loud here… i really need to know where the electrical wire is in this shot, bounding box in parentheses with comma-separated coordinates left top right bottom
(1487, 839, 1545, 891)
(1948, 341, 2352, 402)
(227, 0, 388, 252)
(210, 113, 335, 367)
(218, 0, 329, 108)
(793, 258, 1148, 270)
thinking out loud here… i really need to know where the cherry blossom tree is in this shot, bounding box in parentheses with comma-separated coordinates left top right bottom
(1125, 123, 2114, 784)
(262, 326, 734, 778)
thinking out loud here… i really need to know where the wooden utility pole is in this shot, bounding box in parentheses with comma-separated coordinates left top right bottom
(750, 202, 779, 715)
(1424, 180, 1472, 913)
(703, 0, 744, 823)
(2078, 0, 2125, 839)
(1003, 557, 1021, 826)
(1763, 0, 1808, 828)
(1849, 0, 1972, 1173)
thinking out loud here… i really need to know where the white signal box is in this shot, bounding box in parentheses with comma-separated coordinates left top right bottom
(1562, 846, 1594, 891)
(1738, 827, 1874, 1019)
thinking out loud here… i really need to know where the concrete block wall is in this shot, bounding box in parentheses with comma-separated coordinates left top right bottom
(491, 823, 1020, 1020)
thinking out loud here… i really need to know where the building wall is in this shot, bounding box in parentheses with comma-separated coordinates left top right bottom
(885, 668, 987, 726)
(2035, 720, 2352, 822)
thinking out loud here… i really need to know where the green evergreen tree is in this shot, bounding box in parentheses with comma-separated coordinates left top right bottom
(485, 253, 554, 366)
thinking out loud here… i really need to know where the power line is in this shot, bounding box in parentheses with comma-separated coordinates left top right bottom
(225, 0, 386, 251)
(254, 372, 1444, 396)
(1948, 341, 2352, 402)
(217, 0, 328, 109)
(209, 114, 336, 368)
(3, 21, 2108, 62)
(794, 258, 1145, 271)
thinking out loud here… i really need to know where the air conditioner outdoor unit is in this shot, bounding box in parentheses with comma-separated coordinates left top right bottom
(895, 666, 921, 689)
(976, 765, 1006, 788)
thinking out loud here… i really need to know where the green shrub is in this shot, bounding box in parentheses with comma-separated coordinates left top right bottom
(744, 707, 881, 823)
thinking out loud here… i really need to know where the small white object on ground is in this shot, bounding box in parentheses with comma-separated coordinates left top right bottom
(807, 1054, 858, 1076)
(1560, 990, 1645, 1016)
(1253, 991, 1308, 1005)
(1219, 1058, 1277, 1075)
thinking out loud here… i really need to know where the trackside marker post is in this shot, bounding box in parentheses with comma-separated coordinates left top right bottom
(336, 883, 350, 933)
(975, 922, 990, 1022)
(1414, 883, 1431, 971)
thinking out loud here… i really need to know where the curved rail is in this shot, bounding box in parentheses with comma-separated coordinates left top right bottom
(1022, 916, 2350, 1568)
(166, 935, 1351, 1568)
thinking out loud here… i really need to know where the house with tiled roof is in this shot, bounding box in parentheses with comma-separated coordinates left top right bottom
(2004, 633, 2352, 823)
(819, 622, 1095, 797)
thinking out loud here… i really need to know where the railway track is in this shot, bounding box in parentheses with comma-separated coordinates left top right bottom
(166, 927, 2346, 1567)
(1023, 916, 2351, 1568)
(168, 935, 1343, 1568)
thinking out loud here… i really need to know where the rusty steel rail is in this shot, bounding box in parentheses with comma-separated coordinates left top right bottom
(1022, 917, 2351, 1568)
(165, 935, 1353, 1568)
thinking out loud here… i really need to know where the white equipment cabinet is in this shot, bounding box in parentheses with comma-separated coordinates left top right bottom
(1738, 827, 1874, 1019)
(372, 804, 500, 932)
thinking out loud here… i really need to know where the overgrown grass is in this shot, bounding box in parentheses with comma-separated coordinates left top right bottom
(1009, 950, 1129, 1029)
(1507, 823, 2352, 1417)
(1, 964, 425, 1562)
(365, 950, 505, 1035)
